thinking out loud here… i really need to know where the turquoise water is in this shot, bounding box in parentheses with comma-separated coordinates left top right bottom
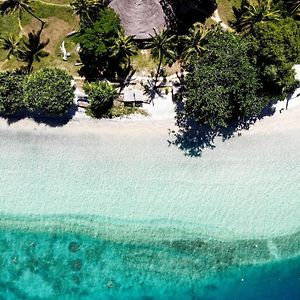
(0, 124, 300, 298)
(0, 224, 299, 299)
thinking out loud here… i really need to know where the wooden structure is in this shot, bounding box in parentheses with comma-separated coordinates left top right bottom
(123, 90, 144, 106)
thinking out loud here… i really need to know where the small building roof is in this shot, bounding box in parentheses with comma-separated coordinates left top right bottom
(109, 0, 166, 40)
(123, 89, 144, 102)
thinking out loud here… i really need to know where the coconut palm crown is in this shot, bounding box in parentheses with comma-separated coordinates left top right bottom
(148, 28, 175, 84)
(232, 0, 280, 33)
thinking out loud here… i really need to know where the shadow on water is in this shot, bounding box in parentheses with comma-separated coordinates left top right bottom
(169, 100, 276, 157)
(0, 104, 77, 127)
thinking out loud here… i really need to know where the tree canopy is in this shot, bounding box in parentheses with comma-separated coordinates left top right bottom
(77, 7, 122, 79)
(0, 70, 26, 115)
(23, 68, 74, 116)
(250, 17, 300, 98)
(184, 29, 264, 129)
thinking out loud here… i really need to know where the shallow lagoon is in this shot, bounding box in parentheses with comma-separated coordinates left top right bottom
(0, 121, 300, 298)
(0, 226, 299, 299)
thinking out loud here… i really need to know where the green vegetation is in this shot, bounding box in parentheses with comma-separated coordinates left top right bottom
(108, 104, 148, 118)
(77, 7, 122, 79)
(217, 0, 242, 24)
(0, 0, 299, 125)
(179, 23, 208, 62)
(111, 32, 137, 71)
(24, 67, 74, 115)
(251, 17, 300, 98)
(231, 0, 281, 33)
(0, 0, 79, 74)
(0, 69, 26, 115)
(147, 29, 175, 85)
(83, 81, 117, 118)
(185, 29, 263, 129)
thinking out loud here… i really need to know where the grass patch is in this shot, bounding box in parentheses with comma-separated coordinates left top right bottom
(217, 0, 242, 24)
(0, 14, 20, 36)
(41, 0, 71, 5)
(0, 1, 80, 74)
(108, 104, 148, 118)
(131, 50, 157, 75)
(28, 2, 77, 27)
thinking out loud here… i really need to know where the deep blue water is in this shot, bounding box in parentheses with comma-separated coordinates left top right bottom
(0, 228, 299, 299)
(214, 256, 300, 300)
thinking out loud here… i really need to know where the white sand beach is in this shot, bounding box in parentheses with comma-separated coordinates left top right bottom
(0, 88, 300, 240)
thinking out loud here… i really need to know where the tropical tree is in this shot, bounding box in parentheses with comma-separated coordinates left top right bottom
(148, 29, 176, 85)
(180, 23, 209, 63)
(0, 70, 26, 115)
(0, 0, 45, 30)
(184, 28, 264, 129)
(24, 68, 74, 116)
(77, 7, 122, 79)
(71, 0, 110, 26)
(83, 81, 117, 118)
(0, 34, 21, 59)
(111, 32, 137, 70)
(250, 17, 300, 99)
(232, 0, 280, 33)
(17, 30, 49, 72)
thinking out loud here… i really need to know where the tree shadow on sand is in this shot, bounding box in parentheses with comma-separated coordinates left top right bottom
(168, 100, 276, 157)
(1, 104, 77, 127)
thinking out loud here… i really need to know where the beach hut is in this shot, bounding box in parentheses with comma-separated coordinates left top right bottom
(109, 0, 167, 41)
(123, 89, 144, 107)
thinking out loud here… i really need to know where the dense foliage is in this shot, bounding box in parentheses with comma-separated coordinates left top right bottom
(250, 17, 300, 98)
(24, 68, 74, 116)
(0, 70, 26, 115)
(77, 7, 122, 79)
(185, 29, 264, 129)
(83, 81, 117, 118)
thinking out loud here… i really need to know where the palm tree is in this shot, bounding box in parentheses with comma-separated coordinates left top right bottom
(71, 0, 91, 21)
(0, 0, 45, 30)
(17, 30, 49, 72)
(111, 32, 137, 69)
(71, 0, 110, 25)
(148, 28, 176, 85)
(0, 34, 21, 59)
(232, 0, 280, 33)
(180, 23, 208, 63)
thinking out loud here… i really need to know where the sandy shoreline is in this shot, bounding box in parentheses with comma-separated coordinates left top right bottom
(0, 88, 300, 239)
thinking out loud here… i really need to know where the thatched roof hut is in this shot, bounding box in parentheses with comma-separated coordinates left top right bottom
(109, 0, 167, 40)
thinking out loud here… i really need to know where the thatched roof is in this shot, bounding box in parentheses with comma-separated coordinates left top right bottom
(109, 0, 167, 40)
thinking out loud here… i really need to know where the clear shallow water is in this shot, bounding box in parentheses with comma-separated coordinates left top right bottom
(0, 225, 299, 299)
(0, 125, 300, 298)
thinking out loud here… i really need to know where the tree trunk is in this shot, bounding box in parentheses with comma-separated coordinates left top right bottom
(23, 7, 45, 26)
(23, 6, 45, 36)
(154, 53, 162, 87)
(27, 57, 34, 73)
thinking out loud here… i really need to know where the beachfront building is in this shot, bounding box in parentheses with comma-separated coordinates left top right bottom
(109, 0, 167, 41)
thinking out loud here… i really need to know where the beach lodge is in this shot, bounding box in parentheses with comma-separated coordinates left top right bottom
(109, 0, 167, 41)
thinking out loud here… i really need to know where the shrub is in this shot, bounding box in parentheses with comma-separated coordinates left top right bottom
(0, 70, 26, 115)
(23, 68, 74, 116)
(83, 81, 117, 118)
